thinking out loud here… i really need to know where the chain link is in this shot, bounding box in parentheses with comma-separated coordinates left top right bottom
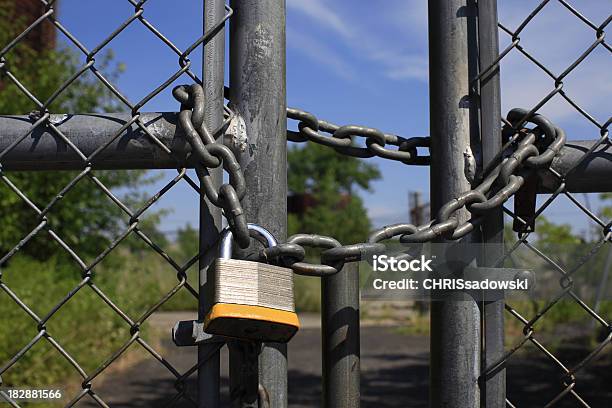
(0, 0, 605, 404)
(261, 108, 565, 276)
(287, 107, 431, 164)
(176, 91, 566, 276)
(173, 84, 251, 249)
(178, 85, 436, 250)
(0, 2, 236, 403)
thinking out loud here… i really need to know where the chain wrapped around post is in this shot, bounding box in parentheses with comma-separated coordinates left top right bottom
(174, 89, 565, 277)
(221, 85, 432, 165)
(173, 83, 250, 249)
(286, 107, 431, 164)
(263, 108, 566, 276)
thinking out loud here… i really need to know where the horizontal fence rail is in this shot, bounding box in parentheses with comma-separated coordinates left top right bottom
(0, 114, 609, 193)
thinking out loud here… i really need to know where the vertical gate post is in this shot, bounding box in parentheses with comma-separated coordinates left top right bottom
(477, 0, 505, 406)
(228, 0, 288, 406)
(198, 0, 225, 407)
(322, 262, 360, 407)
(428, 1, 481, 407)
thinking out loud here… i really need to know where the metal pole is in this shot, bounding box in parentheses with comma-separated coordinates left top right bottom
(428, 1, 480, 407)
(409, 191, 425, 225)
(0, 116, 608, 191)
(198, 0, 225, 406)
(322, 262, 360, 407)
(409, 191, 428, 317)
(228, 0, 287, 406)
(477, 1, 505, 406)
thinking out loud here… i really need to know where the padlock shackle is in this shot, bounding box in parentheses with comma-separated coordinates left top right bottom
(219, 223, 278, 259)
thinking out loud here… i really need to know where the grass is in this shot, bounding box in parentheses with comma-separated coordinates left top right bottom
(393, 299, 611, 352)
(0, 238, 199, 405)
(2, 236, 608, 406)
(504, 299, 611, 348)
(0, 240, 325, 406)
(294, 274, 321, 312)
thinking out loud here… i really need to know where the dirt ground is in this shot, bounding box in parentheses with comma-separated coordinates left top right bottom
(76, 313, 610, 408)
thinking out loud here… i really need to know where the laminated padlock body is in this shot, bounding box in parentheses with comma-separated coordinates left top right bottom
(204, 224, 300, 342)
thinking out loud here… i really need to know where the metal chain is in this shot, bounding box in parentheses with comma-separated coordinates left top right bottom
(263, 108, 566, 276)
(175, 87, 565, 276)
(173, 83, 251, 249)
(287, 107, 431, 164)
(221, 85, 430, 164)
(177, 85, 433, 249)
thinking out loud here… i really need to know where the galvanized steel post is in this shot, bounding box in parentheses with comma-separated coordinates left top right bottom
(198, 0, 225, 406)
(322, 262, 360, 407)
(477, 0, 506, 406)
(228, 0, 288, 406)
(428, 1, 481, 407)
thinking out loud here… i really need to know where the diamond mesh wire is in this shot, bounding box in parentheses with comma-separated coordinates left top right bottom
(479, 1, 611, 406)
(0, 0, 230, 405)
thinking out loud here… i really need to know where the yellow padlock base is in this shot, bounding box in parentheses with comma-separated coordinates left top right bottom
(204, 303, 300, 343)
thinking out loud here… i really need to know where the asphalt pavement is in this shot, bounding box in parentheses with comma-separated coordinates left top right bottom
(77, 313, 610, 407)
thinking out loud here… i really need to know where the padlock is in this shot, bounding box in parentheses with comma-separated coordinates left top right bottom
(203, 224, 300, 342)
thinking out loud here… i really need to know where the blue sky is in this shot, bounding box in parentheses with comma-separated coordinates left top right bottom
(54, 0, 610, 237)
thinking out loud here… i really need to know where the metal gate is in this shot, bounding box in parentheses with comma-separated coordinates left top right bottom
(0, 0, 609, 407)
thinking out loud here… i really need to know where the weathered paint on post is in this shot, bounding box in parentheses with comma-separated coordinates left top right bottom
(322, 262, 360, 407)
(199, 0, 225, 406)
(428, 1, 480, 407)
(228, 0, 288, 406)
(477, 0, 506, 406)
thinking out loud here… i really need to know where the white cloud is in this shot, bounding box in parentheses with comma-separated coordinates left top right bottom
(287, 0, 609, 127)
(368, 204, 407, 227)
(368, 50, 428, 81)
(286, 0, 352, 39)
(286, 28, 357, 81)
(385, 1, 429, 38)
(287, 0, 429, 82)
(500, 52, 610, 127)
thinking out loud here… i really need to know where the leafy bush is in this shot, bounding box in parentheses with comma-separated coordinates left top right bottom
(0, 247, 198, 391)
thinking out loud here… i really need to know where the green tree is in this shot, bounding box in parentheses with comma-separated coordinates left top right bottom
(0, 3, 160, 262)
(176, 223, 198, 260)
(599, 193, 612, 220)
(535, 216, 583, 245)
(288, 143, 381, 244)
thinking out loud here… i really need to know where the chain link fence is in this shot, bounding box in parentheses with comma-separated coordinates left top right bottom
(488, 0, 612, 407)
(482, 1, 610, 406)
(0, 0, 609, 407)
(0, 0, 229, 405)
